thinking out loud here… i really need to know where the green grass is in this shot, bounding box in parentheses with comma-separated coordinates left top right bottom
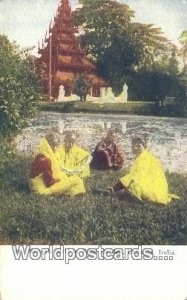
(0, 140, 187, 245)
(40, 101, 156, 115)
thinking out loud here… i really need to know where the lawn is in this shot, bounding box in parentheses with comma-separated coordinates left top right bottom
(0, 140, 187, 245)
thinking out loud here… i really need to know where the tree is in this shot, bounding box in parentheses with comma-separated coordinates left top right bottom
(72, 73, 91, 101)
(178, 30, 187, 67)
(177, 30, 187, 116)
(74, 0, 170, 94)
(155, 46, 179, 78)
(0, 35, 41, 136)
(127, 44, 185, 105)
(179, 31, 187, 96)
(128, 69, 185, 102)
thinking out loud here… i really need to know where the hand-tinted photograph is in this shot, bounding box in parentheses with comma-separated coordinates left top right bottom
(0, 0, 187, 246)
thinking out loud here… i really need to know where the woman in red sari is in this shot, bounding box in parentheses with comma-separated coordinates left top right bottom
(29, 133, 85, 196)
(91, 130, 124, 170)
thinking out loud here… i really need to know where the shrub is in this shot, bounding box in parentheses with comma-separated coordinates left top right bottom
(0, 35, 41, 136)
(72, 73, 91, 101)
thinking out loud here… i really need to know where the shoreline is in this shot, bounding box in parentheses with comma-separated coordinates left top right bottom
(40, 110, 187, 122)
(40, 101, 186, 118)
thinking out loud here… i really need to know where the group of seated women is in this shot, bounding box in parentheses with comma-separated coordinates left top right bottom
(29, 130, 179, 204)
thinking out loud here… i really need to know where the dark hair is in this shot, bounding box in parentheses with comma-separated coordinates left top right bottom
(65, 132, 76, 142)
(132, 136, 147, 148)
(45, 132, 60, 145)
(107, 129, 116, 136)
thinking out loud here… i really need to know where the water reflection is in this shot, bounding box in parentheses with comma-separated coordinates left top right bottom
(16, 112, 187, 173)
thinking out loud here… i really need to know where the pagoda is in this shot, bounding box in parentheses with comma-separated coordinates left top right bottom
(37, 0, 109, 101)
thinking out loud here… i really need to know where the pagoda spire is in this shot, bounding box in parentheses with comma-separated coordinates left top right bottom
(59, 0, 71, 13)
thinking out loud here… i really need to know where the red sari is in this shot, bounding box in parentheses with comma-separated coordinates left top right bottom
(30, 154, 59, 187)
(91, 139, 124, 170)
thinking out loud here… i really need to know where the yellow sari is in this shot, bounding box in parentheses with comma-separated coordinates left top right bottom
(55, 144, 91, 178)
(120, 149, 179, 204)
(29, 138, 85, 196)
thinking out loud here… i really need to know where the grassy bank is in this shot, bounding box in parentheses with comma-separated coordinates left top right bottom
(0, 141, 187, 245)
(40, 100, 185, 117)
(40, 101, 156, 115)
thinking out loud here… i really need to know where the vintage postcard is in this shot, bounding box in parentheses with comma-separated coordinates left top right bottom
(0, 0, 187, 299)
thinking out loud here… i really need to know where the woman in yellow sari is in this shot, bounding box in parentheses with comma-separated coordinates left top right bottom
(29, 133, 85, 196)
(55, 132, 91, 179)
(112, 136, 179, 204)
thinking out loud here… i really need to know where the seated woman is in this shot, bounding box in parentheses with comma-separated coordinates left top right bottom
(29, 133, 85, 196)
(111, 136, 179, 204)
(55, 132, 91, 179)
(91, 130, 124, 170)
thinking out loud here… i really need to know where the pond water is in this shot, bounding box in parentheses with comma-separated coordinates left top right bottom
(16, 112, 187, 174)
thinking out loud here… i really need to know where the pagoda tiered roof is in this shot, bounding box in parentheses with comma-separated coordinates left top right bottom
(57, 55, 96, 71)
(52, 27, 78, 34)
(56, 71, 75, 84)
(55, 71, 107, 87)
(58, 43, 83, 55)
(37, 0, 108, 99)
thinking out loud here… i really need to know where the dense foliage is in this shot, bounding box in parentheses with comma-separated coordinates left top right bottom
(0, 35, 41, 136)
(178, 30, 187, 115)
(178, 30, 187, 68)
(128, 69, 185, 102)
(74, 0, 170, 94)
(128, 45, 186, 110)
(74, 0, 186, 111)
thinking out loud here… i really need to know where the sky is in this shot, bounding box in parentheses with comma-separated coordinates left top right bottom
(0, 0, 187, 55)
